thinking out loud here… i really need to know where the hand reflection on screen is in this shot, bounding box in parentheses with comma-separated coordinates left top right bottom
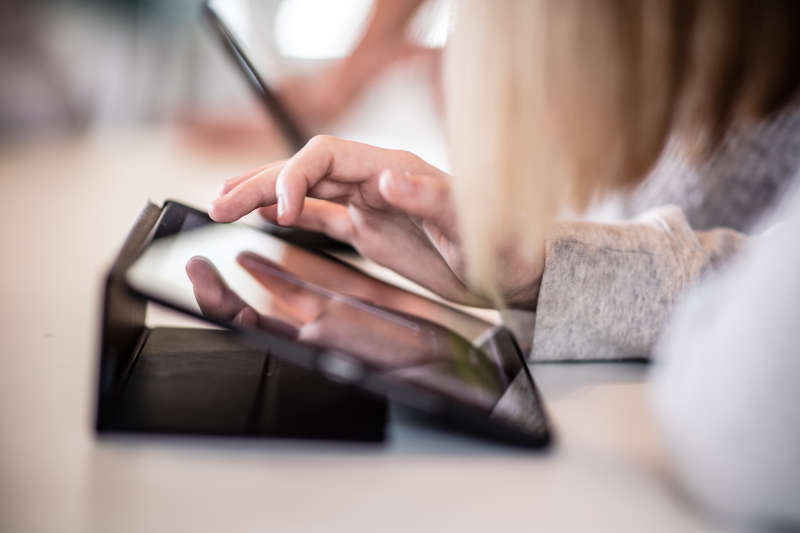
(184, 255, 299, 337)
(271, 245, 488, 342)
(186, 252, 505, 405)
(186, 252, 462, 370)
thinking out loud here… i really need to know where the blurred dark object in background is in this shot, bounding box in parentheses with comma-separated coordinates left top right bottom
(0, 0, 241, 142)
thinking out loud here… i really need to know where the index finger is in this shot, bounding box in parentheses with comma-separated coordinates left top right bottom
(220, 160, 286, 196)
(275, 135, 422, 225)
(211, 135, 424, 224)
(210, 163, 283, 222)
(276, 136, 426, 225)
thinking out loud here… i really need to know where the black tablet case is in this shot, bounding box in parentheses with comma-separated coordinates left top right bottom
(95, 203, 387, 442)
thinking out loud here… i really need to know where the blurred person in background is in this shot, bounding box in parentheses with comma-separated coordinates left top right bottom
(275, 0, 443, 130)
(210, 0, 800, 527)
(199, 0, 449, 150)
(2, 0, 429, 144)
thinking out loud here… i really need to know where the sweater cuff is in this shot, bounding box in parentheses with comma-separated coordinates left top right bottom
(528, 206, 744, 361)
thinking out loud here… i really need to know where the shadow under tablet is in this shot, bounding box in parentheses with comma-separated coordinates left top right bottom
(110, 327, 387, 441)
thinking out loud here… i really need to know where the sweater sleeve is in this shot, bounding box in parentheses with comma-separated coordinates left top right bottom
(529, 205, 745, 361)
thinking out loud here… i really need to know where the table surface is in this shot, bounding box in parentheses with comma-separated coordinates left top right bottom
(0, 127, 731, 533)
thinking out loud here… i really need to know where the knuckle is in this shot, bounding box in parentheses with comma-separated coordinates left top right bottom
(390, 148, 421, 167)
(306, 134, 334, 151)
(356, 236, 390, 267)
(427, 171, 447, 191)
(328, 215, 354, 242)
(434, 179, 451, 201)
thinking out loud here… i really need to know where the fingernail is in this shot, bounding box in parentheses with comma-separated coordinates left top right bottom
(386, 171, 416, 196)
(276, 192, 287, 222)
(209, 201, 221, 221)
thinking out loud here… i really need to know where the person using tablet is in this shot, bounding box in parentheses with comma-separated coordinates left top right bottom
(210, 0, 800, 526)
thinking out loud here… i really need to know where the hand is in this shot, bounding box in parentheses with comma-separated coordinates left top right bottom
(277, 70, 351, 132)
(210, 136, 543, 309)
(277, 32, 430, 130)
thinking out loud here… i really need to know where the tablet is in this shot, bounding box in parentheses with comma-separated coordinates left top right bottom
(125, 201, 551, 447)
(202, 0, 308, 152)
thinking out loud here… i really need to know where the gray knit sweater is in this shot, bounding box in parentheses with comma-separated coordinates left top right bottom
(523, 104, 800, 361)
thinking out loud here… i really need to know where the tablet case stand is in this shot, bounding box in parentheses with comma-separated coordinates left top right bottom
(95, 202, 387, 442)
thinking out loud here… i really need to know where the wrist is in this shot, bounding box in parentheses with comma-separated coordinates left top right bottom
(505, 274, 542, 311)
(504, 246, 545, 311)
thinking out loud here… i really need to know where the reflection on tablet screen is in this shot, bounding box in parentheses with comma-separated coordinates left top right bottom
(126, 204, 548, 440)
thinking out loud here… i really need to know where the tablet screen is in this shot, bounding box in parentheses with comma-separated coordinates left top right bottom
(126, 202, 549, 444)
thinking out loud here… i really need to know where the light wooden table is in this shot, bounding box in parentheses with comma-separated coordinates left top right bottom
(0, 128, 728, 533)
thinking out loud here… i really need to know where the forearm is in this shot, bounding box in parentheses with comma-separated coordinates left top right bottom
(333, 0, 427, 99)
(528, 206, 746, 361)
(359, 0, 425, 45)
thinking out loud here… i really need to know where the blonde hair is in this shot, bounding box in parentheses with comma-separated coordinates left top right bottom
(444, 0, 800, 298)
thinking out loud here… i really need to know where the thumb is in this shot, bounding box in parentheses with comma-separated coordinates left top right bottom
(378, 170, 459, 242)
